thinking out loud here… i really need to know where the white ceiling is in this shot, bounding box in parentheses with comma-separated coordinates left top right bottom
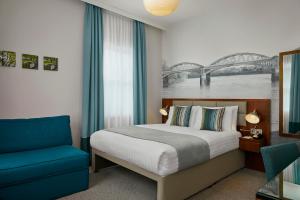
(83, 0, 300, 30)
(83, 0, 206, 29)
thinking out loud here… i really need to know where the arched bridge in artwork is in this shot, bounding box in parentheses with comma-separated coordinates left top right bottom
(162, 53, 279, 87)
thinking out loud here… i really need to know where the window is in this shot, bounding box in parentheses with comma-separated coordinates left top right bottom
(103, 11, 133, 128)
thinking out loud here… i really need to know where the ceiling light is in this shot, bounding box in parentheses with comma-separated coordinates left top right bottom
(143, 0, 180, 16)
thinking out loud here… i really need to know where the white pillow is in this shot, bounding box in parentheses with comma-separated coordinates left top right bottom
(166, 106, 174, 125)
(222, 107, 233, 131)
(231, 106, 239, 131)
(189, 106, 202, 129)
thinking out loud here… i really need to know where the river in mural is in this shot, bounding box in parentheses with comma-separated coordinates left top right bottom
(162, 53, 279, 131)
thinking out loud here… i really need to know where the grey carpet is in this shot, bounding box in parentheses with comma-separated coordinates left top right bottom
(60, 166, 266, 200)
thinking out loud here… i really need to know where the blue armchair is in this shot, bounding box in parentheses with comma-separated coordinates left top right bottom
(261, 142, 300, 181)
(0, 116, 89, 200)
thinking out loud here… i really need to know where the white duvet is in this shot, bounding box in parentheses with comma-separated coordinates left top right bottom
(90, 124, 241, 176)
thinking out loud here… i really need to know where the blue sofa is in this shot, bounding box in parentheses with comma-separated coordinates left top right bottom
(0, 116, 89, 200)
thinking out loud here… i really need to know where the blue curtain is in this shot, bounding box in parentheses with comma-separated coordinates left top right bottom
(133, 21, 147, 125)
(289, 53, 300, 133)
(81, 4, 104, 153)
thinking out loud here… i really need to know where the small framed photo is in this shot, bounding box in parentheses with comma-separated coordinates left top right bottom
(0, 51, 16, 67)
(22, 54, 38, 70)
(44, 56, 58, 71)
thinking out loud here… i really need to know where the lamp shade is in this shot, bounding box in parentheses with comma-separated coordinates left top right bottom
(245, 110, 260, 124)
(160, 108, 168, 116)
(143, 0, 180, 16)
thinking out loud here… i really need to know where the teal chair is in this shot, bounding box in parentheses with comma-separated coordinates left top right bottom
(0, 116, 89, 200)
(261, 142, 300, 181)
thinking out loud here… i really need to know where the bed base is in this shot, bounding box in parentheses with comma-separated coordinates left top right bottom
(92, 148, 245, 200)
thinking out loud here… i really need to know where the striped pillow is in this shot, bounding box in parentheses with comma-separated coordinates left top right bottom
(200, 107, 225, 131)
(171, 106, 192, 127)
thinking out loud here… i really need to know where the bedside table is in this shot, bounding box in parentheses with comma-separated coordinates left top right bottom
(239, 137, 263, 153)
(239, 137, 265, 171)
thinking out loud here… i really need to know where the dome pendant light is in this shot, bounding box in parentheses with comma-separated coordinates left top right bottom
(143, 0, 180, 16)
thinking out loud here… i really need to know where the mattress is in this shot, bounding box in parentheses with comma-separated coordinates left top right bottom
(90, 124, 241, 176)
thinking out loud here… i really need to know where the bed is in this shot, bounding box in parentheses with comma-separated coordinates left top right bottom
(91, 99, 271, 200)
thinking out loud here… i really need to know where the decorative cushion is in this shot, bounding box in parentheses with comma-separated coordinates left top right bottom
(200, 107, 225, 131)
(170, 106, 192, 127)
(0, 145, 89, 188)
(195, 106, 235, 131)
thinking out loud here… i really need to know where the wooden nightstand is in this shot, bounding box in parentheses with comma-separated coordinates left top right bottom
(239, 137, 265, 171)
(239, 137, 263, 153)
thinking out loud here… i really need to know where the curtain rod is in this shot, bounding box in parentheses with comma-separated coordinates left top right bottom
(81, 0, 166, 30)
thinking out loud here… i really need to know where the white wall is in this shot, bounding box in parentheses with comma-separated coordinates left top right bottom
(0, 0, 162, 146)
(146, 25, 162, 124)
(161, 0, 300, 131)
(162, 0, 300, 66)
(0, 0, 85, 147)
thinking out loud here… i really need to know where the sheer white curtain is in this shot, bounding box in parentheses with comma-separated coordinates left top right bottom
(103, 11, 134, 128)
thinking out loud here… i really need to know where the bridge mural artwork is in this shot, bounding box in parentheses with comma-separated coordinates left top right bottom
(162, 53, 279, 88)
(162, 52, 279, 131)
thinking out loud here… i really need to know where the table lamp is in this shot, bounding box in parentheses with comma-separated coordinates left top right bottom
(245, 110, 260, 125)
(245, 110, 262, 139)
(159, 106, 169, 116)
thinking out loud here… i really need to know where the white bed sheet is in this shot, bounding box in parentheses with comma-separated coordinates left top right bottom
(90, 124, 241, 176)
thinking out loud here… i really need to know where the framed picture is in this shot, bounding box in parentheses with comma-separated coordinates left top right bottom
(0, 51, 16, 67)
(44, 56, 58, 71)
(22, 54, 38, 70)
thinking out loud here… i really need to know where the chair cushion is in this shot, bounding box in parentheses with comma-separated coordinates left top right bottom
(0, 115, 72, 153)
(0, 145, 88, 188)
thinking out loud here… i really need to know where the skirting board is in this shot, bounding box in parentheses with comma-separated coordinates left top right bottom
(92, 148, 245, 200)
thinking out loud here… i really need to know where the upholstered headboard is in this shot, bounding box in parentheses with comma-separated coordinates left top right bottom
(172, 100, 247, 126)
(162, 98, 271, 145)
